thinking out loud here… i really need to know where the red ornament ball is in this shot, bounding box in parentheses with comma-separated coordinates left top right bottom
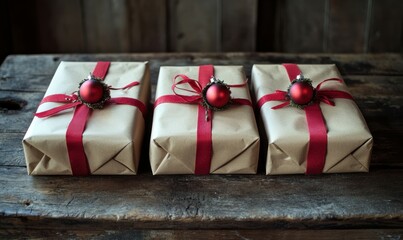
(289, 82, 314, 105)
(205, 83, 231, 108)
(79, 79, 105, 103)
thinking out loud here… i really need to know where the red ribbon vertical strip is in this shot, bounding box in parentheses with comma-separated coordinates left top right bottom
(66, 104, 92, 176)
(282, 64, 327, 174)
(304, 104, 328, 174)
(195, 65, 214, 175)
(65, 61, 110, 176)
(283, 63, 301, 81)
(92, 62, 110, 79)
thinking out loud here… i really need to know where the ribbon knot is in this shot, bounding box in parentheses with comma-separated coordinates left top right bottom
(171, 73, 250, 114)
(270, 78, 345, 110)
(171, 74, 204, 104)
(36, 81, 143, 118)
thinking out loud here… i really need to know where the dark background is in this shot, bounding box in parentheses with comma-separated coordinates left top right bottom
(1, 0, 402, 63)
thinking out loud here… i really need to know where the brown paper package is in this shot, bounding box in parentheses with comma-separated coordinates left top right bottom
(251, 64, 373, 175)
(150, 66, 260, 174)
(23, 61, 150, 175)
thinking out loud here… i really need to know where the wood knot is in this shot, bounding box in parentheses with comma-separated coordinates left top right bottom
(22, 199, 32, 207)
(0, 97, 27, 111)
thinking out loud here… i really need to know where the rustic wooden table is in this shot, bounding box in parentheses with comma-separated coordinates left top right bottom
(0, 53, 402, 239)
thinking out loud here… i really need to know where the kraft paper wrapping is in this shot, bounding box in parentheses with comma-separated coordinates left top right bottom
(251, 64, 373, 175)
(23, 61, 150, 175)
(150, 66, 260, 174)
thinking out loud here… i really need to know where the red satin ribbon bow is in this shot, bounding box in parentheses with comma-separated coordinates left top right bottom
(154, 65, 252, 175)
(35, 62, 146, 176)
(257, 64, 353, 174)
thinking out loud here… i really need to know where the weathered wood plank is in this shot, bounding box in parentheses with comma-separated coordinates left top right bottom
(1, 53, 403, 92)
(277, 0, 326, 52)
(127, 0, 167, 52)
(368, 0, 403, 53)
(3, 1, 403, 54)
(1, 228, 403, 240)
(327, 0, 368, 52)
(222, 0, 257, 51)
(344, 75, 403, 97)
(82, 0, 130, 52)
(2, 54, 403, 97)
(35, 0, 85, 53)
(168, 0, 219, 52)
(0, 167, 402, 229)
(0, 91, 44, 133)
(0, 133, 25, 167)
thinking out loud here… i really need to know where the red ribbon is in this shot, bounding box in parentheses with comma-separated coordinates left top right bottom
(257, 64, 353, 174)
(154, 65, 252, 175)
(35, 62, 146, 176)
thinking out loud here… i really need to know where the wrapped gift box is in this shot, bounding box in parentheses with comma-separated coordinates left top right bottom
(150, 65, 260, 174)
(252, 64, 373, 175)
(23, 61, 150, 175)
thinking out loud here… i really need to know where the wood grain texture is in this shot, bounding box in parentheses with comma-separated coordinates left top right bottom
(0, 133, 25, 167)
(82, 0, 131, 52)
(1, 228, 403, 239)
(1, 53, 403, 86)
(368, 0, 403, 53)
(327, 0, 369, 53)
(35, 0, 85, 53)
(277, 0, 326, 52)
(0, 167, 402, 229)
(222, 0, 257, 51)
(2, 1, 403, 55)
(128, 0, 167, 52)
(168, 0, 219, 52)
